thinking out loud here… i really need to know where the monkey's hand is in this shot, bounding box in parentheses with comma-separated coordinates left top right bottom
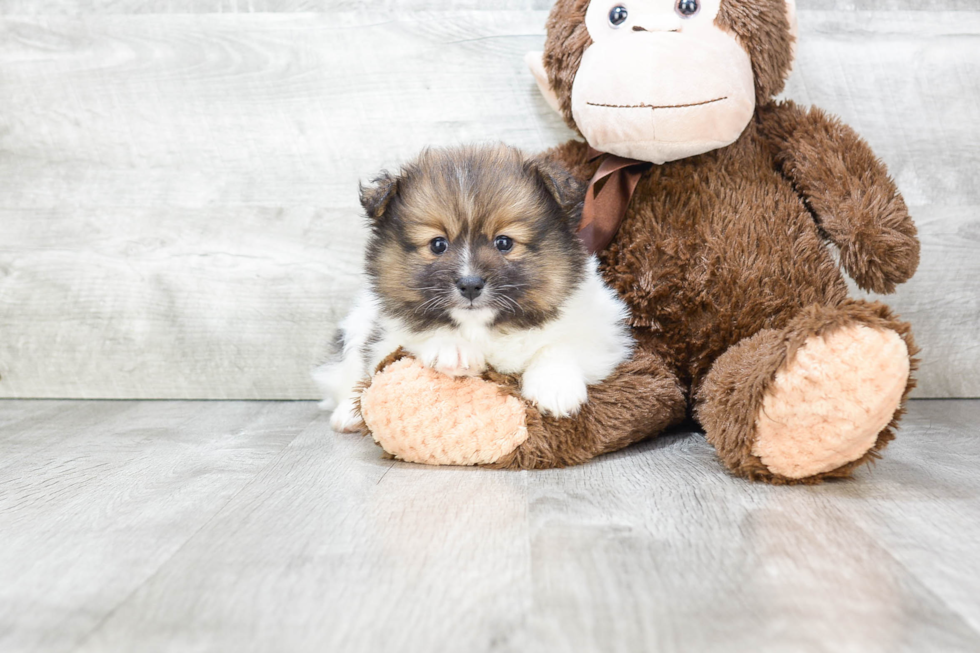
(760, 101, 920, 294)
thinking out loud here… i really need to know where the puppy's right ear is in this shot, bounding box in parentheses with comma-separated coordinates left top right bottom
(359, 172, 399, 221)
(526, 156, 586, 228)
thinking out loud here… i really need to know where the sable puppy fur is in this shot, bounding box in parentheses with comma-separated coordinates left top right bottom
(362, 145, 587, 332)
(316, 144, 634, 433)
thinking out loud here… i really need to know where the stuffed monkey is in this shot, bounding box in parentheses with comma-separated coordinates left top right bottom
(356, 0, 919, 484)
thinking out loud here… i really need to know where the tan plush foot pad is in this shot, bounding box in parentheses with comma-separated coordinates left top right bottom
(359, 358, 529, 466)
(753, 326, 910, 479)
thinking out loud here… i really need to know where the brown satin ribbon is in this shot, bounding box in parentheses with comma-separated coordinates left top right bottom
(578, 147, 651, 254)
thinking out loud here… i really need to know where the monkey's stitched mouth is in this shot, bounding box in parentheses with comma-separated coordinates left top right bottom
(587, 97, 728, 110)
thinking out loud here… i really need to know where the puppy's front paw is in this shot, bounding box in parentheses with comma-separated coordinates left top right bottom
(329, 397, 363, 433)
(418, 340, 486, 377)
(521, 363, 589, 418)
(442, 345, 486, 377)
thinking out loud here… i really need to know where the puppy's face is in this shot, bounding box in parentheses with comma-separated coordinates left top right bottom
(362, 146, 587, 332)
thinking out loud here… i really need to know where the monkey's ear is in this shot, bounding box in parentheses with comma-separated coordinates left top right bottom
(786, 0, 799, 61)
(359, 172, 399, 221)
(527, 156, 586, 229)
(525, 51, 562, 116)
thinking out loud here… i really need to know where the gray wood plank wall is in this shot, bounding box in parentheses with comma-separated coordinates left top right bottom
(0, 1, 977, 399)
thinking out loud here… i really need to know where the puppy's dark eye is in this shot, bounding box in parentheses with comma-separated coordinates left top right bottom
(494, 235, 514, 253)
(429, 237, 448, 255)
(608, 5, 628, 27)
(676, 0, 699, 16)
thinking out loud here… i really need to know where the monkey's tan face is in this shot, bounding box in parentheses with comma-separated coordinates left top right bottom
(572, 0, 756, 164)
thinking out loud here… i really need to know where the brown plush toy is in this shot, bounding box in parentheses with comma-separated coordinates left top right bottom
(357, 0, 920, 484)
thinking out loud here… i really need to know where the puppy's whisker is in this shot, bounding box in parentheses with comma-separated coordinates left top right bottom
(421, 294, 449, 309)
(488, 294, 524, 316)
(414, 294, 451, 315)
(501, 295, 526, 315)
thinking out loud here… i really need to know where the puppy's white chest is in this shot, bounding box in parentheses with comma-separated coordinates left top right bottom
(481, 328, 548, 375)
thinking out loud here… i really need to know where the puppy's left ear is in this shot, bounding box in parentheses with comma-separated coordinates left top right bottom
(359, 172, 399, 222)
(526, 156, 586, 229)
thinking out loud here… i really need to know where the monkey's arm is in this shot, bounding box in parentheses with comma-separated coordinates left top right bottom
(759, 101, 919, 294)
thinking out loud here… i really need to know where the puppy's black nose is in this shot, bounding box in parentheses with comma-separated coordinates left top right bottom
(456, 276, 485, 301)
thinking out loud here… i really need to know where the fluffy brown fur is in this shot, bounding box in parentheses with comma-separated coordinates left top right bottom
(758, 102, 920, 294)
(492, 349, 687, 469)
(498, 0, 920, 483)
(509, 0, 919, 482)
(715, 0, 795, 101)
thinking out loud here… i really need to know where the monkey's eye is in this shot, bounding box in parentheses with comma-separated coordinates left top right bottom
(494, 235, 514, 253)
(608, 5, 628, 27)
(429, 237, 449, 255)
(676, 0, 699, 16)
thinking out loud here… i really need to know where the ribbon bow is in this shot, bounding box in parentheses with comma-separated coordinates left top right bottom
(577, 148, 651, 254)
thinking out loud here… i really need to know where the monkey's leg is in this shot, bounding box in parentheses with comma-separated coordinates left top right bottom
(493, 349, 687, 469)
(358, 348, 685, 468)
(695, 300, 918, 484)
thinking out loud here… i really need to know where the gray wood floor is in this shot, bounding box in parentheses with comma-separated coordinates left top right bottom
(1, 400, 978, 652)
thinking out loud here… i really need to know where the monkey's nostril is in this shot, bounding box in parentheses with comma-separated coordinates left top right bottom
(456, 276, 485, 302)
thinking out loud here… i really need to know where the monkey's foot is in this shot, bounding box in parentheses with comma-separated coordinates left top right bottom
(752, 326, 910, 479)
(360, 358, 528, 466)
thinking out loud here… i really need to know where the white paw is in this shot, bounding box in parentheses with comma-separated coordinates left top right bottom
(418, 339, 486, 377)
(329, 397, 362, 433)
(521, 364, 589, 417)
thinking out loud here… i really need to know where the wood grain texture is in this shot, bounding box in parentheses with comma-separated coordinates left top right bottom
(516, 404, 980, 652)
(0, 400, 317, 653)
(1, 398, 978, 652)
(0, 7, 976, 398)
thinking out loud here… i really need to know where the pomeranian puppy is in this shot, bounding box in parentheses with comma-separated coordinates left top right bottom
(316, 145, 633, 433)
